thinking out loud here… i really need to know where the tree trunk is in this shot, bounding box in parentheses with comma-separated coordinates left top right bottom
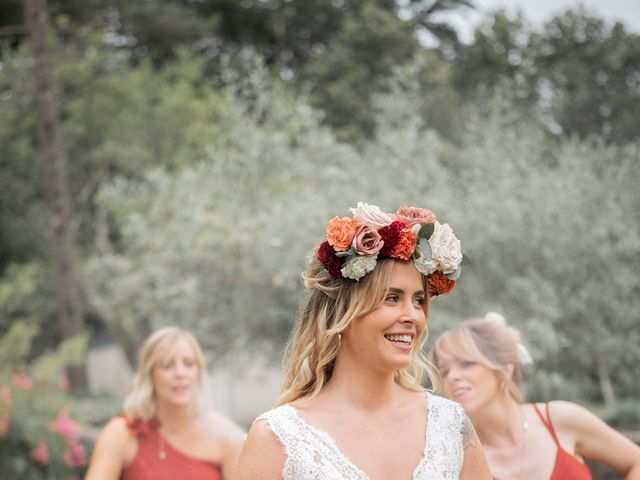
(597, 362, 617, 410)
(23, 0, 86, 389)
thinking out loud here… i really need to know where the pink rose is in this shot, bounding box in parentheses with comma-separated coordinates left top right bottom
(394, 206, 436, 227)
(349, 202, 393, 228)
(351, 223, 383, 256)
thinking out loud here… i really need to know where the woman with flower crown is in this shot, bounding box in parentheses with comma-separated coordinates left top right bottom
(85, 326, 245, 480)
(236, 202, 491, 480)
(430, 314, 640, 480)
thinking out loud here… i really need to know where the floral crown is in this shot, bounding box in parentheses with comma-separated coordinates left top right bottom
(316, 202, 467, 296)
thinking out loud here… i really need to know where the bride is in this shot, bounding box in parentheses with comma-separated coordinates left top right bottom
(236, 203, 491, 480)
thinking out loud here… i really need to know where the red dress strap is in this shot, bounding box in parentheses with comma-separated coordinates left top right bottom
(532, 403, 593, 480)
(533, 402, 561, 445)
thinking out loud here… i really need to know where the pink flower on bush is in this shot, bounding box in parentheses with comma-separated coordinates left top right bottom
(63, 441, 88, 467)
(32, 440, 49, 465)
(0, 414, 9, 436)
(394, 206, 436, 227)
(52, 409, 81, 443)
(10, 373, 33, 391)
(58, 375, 70, 391)
(326, 217, 358, 251)
(0, 386, 12, 409)
(351, 223, 383, 256)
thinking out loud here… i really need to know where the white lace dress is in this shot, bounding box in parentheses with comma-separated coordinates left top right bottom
(256, 393, 466, 480)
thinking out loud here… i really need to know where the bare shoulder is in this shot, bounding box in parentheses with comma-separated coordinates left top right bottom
(100, 416, 136, 447)
(235, 419, 285, 480)
(84, 416, 136, 480)
(545, 400, 597, 429)
(541, 401, 640, 474)
(203, 410, 246, 443)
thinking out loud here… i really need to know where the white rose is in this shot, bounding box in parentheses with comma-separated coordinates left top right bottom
(429, 221, 462, 274)
(341, 255, 377, 281)
(349, 202, 392, 228)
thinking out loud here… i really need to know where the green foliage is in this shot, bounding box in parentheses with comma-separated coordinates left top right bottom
(303, 4, 420, 142)
(602, 400, 640, 430)
(78, 48, 640, 405)
(0, 46, 47, 272)
(2, 0, 639, 415)
(84, 59, 359, 362)
(454, 8, 640, 143)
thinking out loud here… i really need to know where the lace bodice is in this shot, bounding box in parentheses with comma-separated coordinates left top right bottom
(256, 393, 466, 480)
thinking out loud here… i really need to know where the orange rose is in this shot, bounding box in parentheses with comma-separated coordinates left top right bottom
(326, 217, 358, 251)
(390, 228, 416, 260)
(428, 271, 457, 296)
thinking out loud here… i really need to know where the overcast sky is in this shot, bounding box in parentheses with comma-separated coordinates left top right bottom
(442, 0, 640, 42)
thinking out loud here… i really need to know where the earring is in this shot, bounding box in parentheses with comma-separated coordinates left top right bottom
(337, 333, 342, 348)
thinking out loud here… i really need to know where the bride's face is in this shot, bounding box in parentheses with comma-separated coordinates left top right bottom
(341, 260, 427, 373)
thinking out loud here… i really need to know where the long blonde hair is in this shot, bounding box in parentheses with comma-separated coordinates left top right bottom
(279, 254, 437, 405)
(124, 326, 210, 420)
(430, 317, 525, 402)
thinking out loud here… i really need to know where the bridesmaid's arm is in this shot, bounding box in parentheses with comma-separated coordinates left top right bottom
(235, 420, 285, 480)
(552, 401, 640, 479)
(84, 417, 134, 480)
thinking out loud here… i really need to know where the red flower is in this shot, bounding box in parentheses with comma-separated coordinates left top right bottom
(378, 221, 406, 257)
(317, 241, 345, 278)
(428, 271, 457, 296)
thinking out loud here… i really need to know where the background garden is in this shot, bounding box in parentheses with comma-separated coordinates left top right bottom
(1, 0, 639, 478)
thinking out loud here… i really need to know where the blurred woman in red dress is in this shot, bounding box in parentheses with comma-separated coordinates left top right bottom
(85, 326, 245, 480)
(430, 313, 640, 480)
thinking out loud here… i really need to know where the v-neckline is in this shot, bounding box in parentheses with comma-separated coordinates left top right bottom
(285, 392, 432, 480)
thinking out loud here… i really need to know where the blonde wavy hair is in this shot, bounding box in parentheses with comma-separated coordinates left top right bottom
(429, 317, 525, 402)
(123, 326, 210, 420)
(279, 254, 438, 405)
